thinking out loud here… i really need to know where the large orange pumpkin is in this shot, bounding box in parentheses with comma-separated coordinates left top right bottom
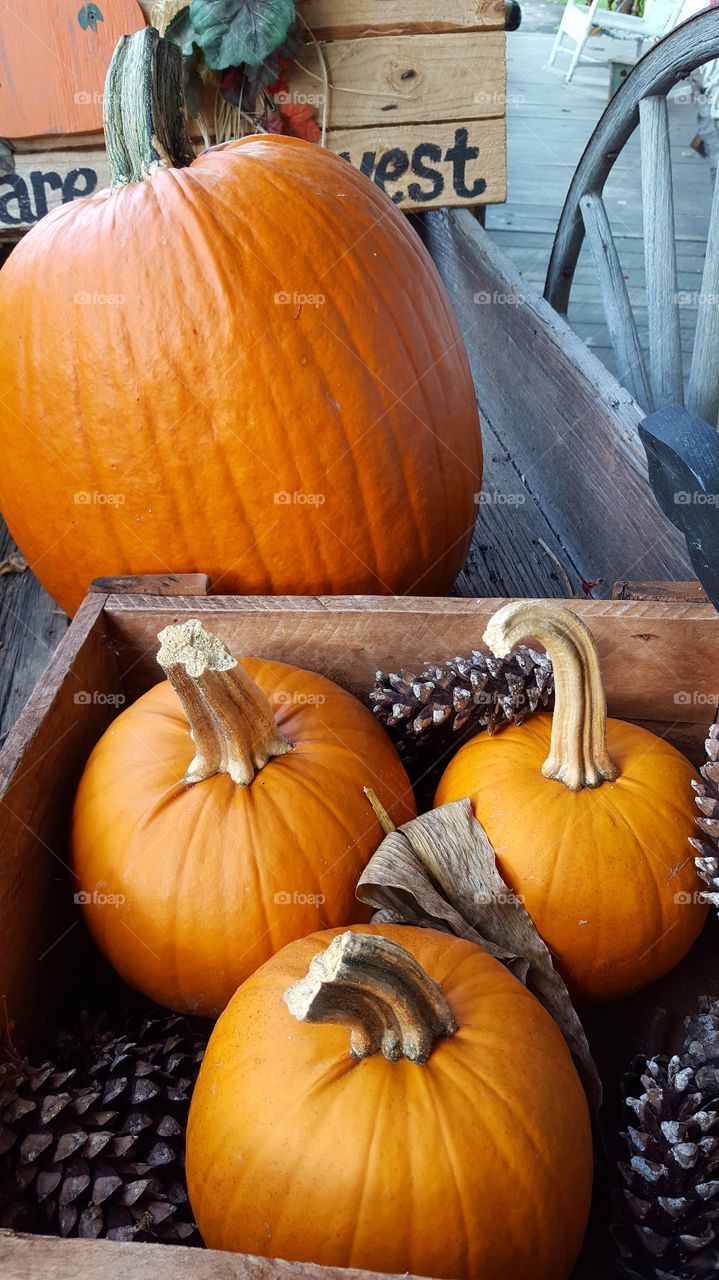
(186, 924, 593, 1279)
(71, 619, 415, 1015)
(0, 28, 482, 616)
(435, 601, 708, 1002)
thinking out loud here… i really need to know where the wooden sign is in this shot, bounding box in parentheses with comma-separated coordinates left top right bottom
(0, 0, 506, 237)
(0, 0, 146, 138)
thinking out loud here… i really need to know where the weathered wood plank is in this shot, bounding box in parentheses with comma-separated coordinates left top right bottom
(291, 33, 505, 127)
(639, 95, 683, 409)
(138, 0, 505, 37)
(422, 209, 692, 589)
(0, 1231, 426, 1280)
(579, 192, 652, 411)
(687, 163, 719, 428)
(0, 524, 68, 746)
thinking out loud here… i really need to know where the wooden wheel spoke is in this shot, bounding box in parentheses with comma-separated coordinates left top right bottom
(639, 95, 683, 409)
(580, 191, 653, 410)
(687, 164, 719, 429)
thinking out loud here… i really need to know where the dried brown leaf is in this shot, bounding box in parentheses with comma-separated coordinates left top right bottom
(0, 553, 27, 577)
(357, 798, 602, 1116)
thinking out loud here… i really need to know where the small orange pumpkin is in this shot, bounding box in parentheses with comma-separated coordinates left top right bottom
(186, 924, 593, 1279)
(435, 601, 708, 1002)
(71, 620, 415, 1015)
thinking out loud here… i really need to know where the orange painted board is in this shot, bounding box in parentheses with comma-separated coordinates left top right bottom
(0, 0, 147, 139)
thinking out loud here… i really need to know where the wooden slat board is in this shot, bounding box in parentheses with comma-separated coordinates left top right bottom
(1, 3, 506, 236)
(0, 0, 146, 138)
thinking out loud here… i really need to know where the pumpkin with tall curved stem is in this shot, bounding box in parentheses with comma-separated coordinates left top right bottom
(435, 600, 708, 1002)
(186, 925, 593, 1279)
(71, 619, 415, 1015)
(0, 27, 482, 615)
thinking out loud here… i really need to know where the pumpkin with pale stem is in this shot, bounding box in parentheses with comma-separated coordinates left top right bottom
(435, 601, 708, 1002)
(186, 925, 592, 1279)
(0, 28, 482, 616)
(71, 620, 415, 1015)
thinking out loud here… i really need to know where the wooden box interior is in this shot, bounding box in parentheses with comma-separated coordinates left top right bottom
(2, 588, 719, 1278)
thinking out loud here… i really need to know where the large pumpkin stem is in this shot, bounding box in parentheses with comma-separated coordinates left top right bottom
(104, 27, 195, 187)
(157, 619, 293, 786)
(284, 931, 457, 1063)
(484, 601, 619, 792)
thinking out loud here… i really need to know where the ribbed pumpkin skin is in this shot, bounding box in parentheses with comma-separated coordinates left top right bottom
(186, 923, 592, 1279)
(435, 713, 708, 1002)
(0, 137, 482, 615)
(70, 659, 416, 1016)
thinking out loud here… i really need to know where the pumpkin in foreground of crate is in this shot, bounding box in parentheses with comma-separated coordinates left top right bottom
(71, 620, 415, 1016)
(435, 600, 708, 1004)
(186, 926, 593, 1279)
(0, 29, 482, 617)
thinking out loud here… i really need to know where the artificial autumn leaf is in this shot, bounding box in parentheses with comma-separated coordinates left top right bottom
(189, 0, 296, 71)
(165, 6, 197, 56)
(279, 102, 320, 143)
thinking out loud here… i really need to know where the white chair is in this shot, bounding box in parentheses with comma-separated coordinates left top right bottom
(548, 0, 684, 83)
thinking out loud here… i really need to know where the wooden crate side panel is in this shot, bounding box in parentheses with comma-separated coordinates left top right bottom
(101, 594, 719, 752)
(289, 33, 506, 127)
(0, 596, 121, 1050)
(0, 1231, 428, 1280)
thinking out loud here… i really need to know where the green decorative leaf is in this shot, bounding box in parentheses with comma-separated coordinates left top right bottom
(0, 138, 15, 175)
(190, 0, 296, 70)
(183, 44, 204, 118)
(165, 5, 197, 56)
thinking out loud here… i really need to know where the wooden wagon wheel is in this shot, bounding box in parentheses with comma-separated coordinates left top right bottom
(544, 8, 719, 422)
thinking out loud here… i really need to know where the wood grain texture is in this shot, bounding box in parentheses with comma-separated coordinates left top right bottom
(639, 96, 683, 409)
(89, 573, 210, 596)
(422, 208, 692, 588)
(136, 0, 505, 37)
(291, 32, 505, 126)
(0, 0, 146, 139)
(579, 192, 652, 411)
(545, 8, 719, 314)
(612, 579, 707, 602)
(687, 162, 719, 428)
(0, 1232, 426, 1280)
(0, 524, 68, 745)
(0, 592, 116, 1050)
(97, 593, 719, 737)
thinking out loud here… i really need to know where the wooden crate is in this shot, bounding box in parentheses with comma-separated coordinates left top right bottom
(0, 576, 718, 1276)
(0, 1, 506, 240)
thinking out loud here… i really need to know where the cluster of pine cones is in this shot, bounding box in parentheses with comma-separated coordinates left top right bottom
(0, 1009, 208, 1244)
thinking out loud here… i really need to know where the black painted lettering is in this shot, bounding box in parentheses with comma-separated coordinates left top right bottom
(30, 170, 63, 220)
(62, 168, 98, 203)
(407, 143, 444, 204)
(373, 149, 409, 203)
(444, 128, 486, 200)
(0, 175, 34, 226)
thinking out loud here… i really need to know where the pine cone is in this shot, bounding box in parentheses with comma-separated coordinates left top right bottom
(614, 997, 719, 1279)
(0, 1009, 208, 1244)
(369, 646, 553, 768)
(691, 725, 719, 908)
